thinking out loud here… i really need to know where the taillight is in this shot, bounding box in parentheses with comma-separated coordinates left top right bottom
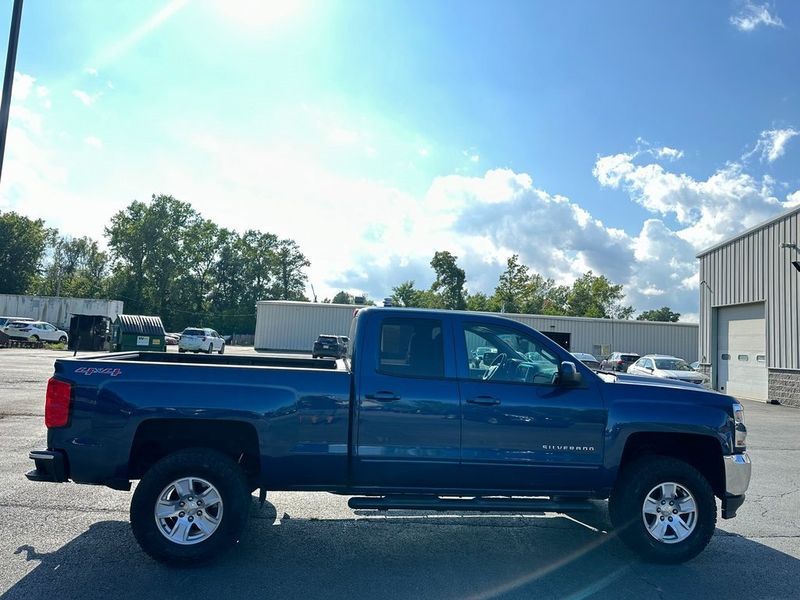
(45, 378, 71, 428)
(616, 360, 623, 365)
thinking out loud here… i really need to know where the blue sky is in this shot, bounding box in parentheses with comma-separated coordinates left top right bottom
(1, 0, 799, 319)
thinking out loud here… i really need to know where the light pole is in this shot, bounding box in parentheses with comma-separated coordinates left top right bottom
(0, 0, 23, 183)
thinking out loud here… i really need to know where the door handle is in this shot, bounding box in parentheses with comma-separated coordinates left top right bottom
(365, 391, 400, 402)
(466, 395, 501, 406)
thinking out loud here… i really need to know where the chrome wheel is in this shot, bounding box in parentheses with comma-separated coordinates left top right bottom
(642, 481, 697, 544)
(154, 477, 224, 545)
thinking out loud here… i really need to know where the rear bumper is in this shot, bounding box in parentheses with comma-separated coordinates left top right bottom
(26, 450, 69, 483)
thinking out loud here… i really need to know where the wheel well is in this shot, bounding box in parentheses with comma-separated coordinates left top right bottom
(129, 419, 260, 484)
(619, 432, 725, 498)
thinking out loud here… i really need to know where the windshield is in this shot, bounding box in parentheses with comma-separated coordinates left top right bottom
(655, 359, 692, 371)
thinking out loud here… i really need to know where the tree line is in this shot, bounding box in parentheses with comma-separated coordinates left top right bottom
(332, 252, 680, 322)
(1, 200, 682, 333)
(0, 195, 310, 333)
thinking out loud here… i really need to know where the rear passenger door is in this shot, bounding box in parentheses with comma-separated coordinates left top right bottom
(352, 315, 461, 489)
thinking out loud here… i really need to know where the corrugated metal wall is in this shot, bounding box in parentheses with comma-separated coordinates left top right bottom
(0, 294, 124, 329)
(256, 301, 698, 359)
(698, 207, 800, 370)
(255, 301, 363, 351)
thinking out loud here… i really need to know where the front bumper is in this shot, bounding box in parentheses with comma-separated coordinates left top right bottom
(721, 452, 751, 519)
(26, 450, 69, 483)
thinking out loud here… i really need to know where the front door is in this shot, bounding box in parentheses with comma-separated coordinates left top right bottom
(457, 318, 606, 493)
(352, 315, 461, 490)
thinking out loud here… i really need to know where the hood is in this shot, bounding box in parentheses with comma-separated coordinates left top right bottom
(657, 369, 706, 381)
(606, 372, 716, 392)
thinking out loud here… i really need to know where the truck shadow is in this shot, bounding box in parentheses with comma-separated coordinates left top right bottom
(3, 504, 798, 600)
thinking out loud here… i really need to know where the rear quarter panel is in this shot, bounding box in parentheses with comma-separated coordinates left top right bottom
(49, 358, 352, 488)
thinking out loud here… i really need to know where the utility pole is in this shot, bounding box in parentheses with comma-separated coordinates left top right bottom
(0, 0, 24, 183)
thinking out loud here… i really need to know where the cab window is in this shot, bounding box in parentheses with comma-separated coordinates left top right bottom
(379, 318, 444, 378)
(463, 322, 560, 385)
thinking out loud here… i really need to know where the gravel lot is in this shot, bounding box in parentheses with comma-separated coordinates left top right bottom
(1, 347, 798, 599)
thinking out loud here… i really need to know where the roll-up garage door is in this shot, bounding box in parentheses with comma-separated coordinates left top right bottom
(717, 303, 767, 401)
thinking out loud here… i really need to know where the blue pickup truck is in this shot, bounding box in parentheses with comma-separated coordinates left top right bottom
(27, 307, 751, 566)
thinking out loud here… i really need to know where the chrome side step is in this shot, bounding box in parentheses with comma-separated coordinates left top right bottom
(348, 495, 593, 512)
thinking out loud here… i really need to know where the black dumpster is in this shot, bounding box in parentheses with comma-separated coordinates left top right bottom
(111, 315, 167, 352)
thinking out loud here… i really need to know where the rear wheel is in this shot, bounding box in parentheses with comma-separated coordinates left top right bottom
(609, 455, 716, 563)
(130, 448, 250, 566)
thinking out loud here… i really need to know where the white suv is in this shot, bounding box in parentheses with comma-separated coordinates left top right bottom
(3, 320, 68, 343)
(178, 327, 225, 354)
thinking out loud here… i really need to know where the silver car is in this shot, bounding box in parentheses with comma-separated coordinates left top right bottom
(628, 355, 710, 388)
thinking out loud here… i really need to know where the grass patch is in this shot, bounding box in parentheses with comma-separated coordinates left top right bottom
(43, 342, 68, 351)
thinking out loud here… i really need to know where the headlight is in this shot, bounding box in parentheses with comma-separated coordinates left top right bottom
(733, 403, 747, 449)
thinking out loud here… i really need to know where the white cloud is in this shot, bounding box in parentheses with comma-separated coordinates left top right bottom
(12, 72, 35, 101)
(85, 67, 98, 76)
(418, 148, 429, 157)
(72, 89, 100, 107)
(654, 146, 683, 160)
(84, 136, 103, 149)
(744, 128, 799, 162)
(470, 154, 480, 163)
(730, 2, 784, 31)
(786, 190, 800, 207)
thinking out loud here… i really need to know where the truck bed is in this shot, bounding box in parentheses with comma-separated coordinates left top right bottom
(79, 351, 346, 371)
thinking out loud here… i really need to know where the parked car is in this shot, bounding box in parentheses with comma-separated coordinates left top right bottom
(0, 316, 33, 329)
(3, 320, 68, 344)
(628, 355, 709, 388)
(27, 307, 750, 566)
(600, 351, 641, 372)
(312, 334, 346, 358)
(470, 345, 496, 367)
(571, 352, 601, 370)
(178, 327, 225, 354)
(164, 333, 180, 346)
(690, 361, 701, 371)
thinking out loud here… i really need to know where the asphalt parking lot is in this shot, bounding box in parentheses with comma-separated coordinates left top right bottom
(0, 347, 798, 599)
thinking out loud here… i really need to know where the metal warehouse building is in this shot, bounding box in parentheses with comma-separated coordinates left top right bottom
(697, 205, 800, 406)
(0, 294, 123, 330)
(256, 300, 698, 361)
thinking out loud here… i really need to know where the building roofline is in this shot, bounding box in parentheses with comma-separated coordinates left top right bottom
(258, 301, 698, 327)
(696, 204, 800, 258)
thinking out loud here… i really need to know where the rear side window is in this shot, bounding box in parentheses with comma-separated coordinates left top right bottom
(379, 318, 444, 378)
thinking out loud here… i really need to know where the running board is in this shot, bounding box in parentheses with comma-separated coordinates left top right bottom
(348, 495, 593, 512)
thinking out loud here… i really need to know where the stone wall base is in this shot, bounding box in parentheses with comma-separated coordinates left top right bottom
(768, 369, 800, 408)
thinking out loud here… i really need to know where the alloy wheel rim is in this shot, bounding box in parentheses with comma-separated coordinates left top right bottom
(154, 476, 224, 545)
(642, 481, 697, 544)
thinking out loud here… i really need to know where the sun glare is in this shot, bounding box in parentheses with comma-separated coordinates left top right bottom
(211, 0, 309, 30)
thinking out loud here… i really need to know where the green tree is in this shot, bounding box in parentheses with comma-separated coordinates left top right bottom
(35, 235, 108, 298)
(332, 290, 353, 304)
(566, 271, 633, 318)
(0, 211, 50, 294)
(493, 254, 530, 313)
(391, 280, 423, 307)
(430, 250, 466, 310)
(636, 306, 680, 322)
(270, 239, 310, 301)
(466, 291, 493, 312)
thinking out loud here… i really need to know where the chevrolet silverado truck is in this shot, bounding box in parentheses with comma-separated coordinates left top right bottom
(26, 307, 751, 566)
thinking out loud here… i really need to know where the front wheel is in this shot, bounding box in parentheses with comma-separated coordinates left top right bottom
(219, 343, 225, 355)
(58, 336, 67, 344)
(130, 448, 251, 566)
(609, 455, 716, 563)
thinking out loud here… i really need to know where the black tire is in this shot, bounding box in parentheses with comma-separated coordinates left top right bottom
(130, 448, 251, 566)
(206, 344, 213, 354)
(609, 455, 716, 564)
(219, 343, 225, 355)
(58, 336, 67, 344)
(178, 348, 185, 353)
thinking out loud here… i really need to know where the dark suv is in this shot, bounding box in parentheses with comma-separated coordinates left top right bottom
(601, 351, 641, 372)
(312, 334, 346, 359)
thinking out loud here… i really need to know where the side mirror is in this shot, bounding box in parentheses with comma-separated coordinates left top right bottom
(560, 361, 582, 385)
